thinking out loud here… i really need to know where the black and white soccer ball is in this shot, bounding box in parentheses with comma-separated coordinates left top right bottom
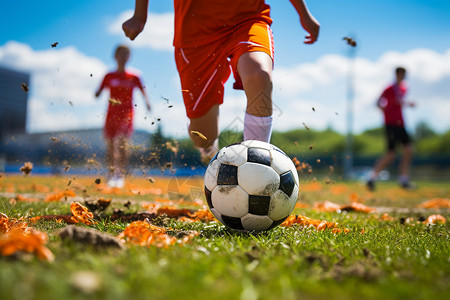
(204, 140, 299, 232)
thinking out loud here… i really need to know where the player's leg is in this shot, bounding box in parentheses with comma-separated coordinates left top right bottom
(237, 51, 274, 143)
(398, 127, 414, 188)
(367, 126, 397, 190)
(373, 150, 396, 176)
(188, 104, 220, 164)
(399, 143, 413, 187)
(231, 20, 274, 143)
(105, 137, 117, 186)
(116, 135, 128, 188)
(188, 104, 219, 149)
(118, 135, 129, 172)
(175, 45, 229, 163)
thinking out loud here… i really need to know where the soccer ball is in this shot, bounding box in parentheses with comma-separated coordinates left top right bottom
(204, 140, 299, 232)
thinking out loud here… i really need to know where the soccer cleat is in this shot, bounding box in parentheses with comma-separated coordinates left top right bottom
(366, 179, 375, 191)
(400, 181, 416, 190)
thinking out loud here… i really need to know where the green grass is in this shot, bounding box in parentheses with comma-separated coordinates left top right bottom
(0, 176, 449, 300)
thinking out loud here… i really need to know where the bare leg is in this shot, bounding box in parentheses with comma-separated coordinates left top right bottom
(117, 135, 129, 177)
(367, 150, 396, 191)
(188, 104, 219, 149)
(399, 143, 413, 186)
(237, 51, 273, 117)
(400, 144, 413, 177)
(105, 138, 116, 178)
(372, 150, 396, 177)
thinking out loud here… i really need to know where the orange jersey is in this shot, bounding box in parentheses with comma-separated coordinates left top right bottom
(173, 0, 272, 47)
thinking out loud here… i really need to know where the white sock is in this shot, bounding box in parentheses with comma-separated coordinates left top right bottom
(243, 112, 273, 143)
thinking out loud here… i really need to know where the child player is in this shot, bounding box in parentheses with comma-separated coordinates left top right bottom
(95, 45, 151, 188)
(367, 67, 416, 191)
(122, 0, 319, 162)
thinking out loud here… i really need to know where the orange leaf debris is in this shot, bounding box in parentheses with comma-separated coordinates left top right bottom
(186, 209, 216, 222)
(70, 202, 95, 225)
(117, 221, 176, 248)
(190, 130, 207, 140)
(0, 215, 54, 261)
(45, 189, 77, 202)
(313, 201, 341, 212)
(424, 214, 446, 224)
(20, 162, 33, 175)
(281, 214, 350, 234)
(313, 201, 376, 213)
(417, 198, 450, 209)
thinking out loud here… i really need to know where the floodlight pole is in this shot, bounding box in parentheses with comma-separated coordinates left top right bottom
(344, 38, 356, 179)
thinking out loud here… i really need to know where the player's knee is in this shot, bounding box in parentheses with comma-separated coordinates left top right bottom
(243, 68, 272, 87)
(404, 144, 413, 156)
(387, 151, 396, 160)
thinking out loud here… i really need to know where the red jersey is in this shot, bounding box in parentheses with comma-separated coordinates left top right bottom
(99, 71, 143, 138)
(173, 0, 272, 47)
(378, 82, 407, 126)
(100, 71, 143, 114)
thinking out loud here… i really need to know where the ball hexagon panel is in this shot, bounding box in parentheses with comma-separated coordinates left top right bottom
(238, 162, 280, 196)
(211, 185, 249, 218)
(241, 140, 272, 150)
(217, 164, 238, 185)
(204, 159, 221, 191)
(217, 144, 248, 166)
(241, 214, 273, 232)
(247, 147, 271, 166)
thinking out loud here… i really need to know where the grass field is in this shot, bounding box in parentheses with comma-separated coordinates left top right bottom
(0, 174, 449, 300)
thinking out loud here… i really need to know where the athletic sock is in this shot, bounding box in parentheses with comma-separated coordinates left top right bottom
(243, 112, 273, 143)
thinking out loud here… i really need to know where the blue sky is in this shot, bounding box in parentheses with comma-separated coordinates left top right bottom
(1, 0, 450, 137)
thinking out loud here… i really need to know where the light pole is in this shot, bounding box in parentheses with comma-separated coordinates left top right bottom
(343, 36, 357, 179)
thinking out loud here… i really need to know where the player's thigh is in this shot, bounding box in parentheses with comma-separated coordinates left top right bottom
(237, 51, 273, 83)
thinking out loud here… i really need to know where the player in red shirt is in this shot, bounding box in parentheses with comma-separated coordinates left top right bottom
(367, 67, 416, 190)
(95, 45, 150, 188)
(122, 0, 320, 163)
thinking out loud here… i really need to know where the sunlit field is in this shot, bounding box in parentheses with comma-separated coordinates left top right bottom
(1, 173, 449, 300)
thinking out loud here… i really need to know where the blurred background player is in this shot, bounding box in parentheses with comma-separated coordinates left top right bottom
(367, 67, 416, 191)
(122, 0, 320, 163)
(95, 45, 150, 188)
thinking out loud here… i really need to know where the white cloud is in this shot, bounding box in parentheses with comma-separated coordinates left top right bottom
(108, 10, 174, 51)
(0, 41, 108, 133)
(273, 48, 450, 133)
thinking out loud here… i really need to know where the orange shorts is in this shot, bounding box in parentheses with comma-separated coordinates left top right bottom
(175, 19, 274, 119)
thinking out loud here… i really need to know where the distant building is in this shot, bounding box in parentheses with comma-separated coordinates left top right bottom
(0, 65, 30, 168)
(0, 65, 30, 139)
